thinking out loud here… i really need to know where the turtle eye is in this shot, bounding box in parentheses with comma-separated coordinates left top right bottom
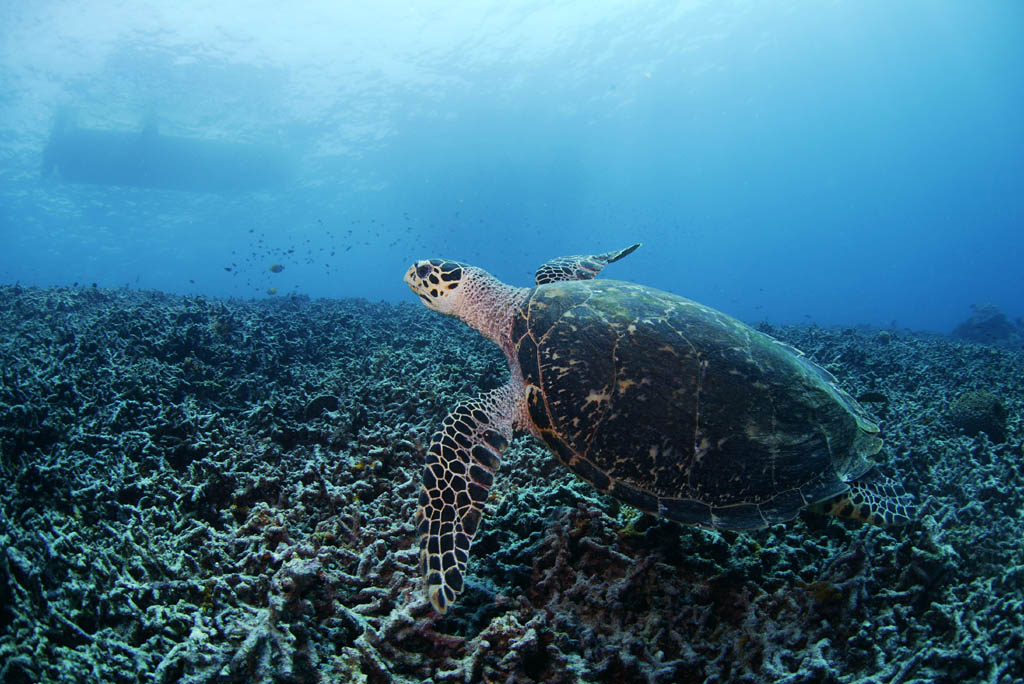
(416, 264, 433, 279)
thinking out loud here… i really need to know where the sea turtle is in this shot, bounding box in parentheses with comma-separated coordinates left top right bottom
(404, 243, 914, 613)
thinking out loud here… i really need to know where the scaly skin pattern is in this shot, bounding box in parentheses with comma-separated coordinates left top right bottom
(534, 243, 641, 285)
(817, 472, 915, 526)
(414, 383, 516, 613)
(404, 260, 527, 357)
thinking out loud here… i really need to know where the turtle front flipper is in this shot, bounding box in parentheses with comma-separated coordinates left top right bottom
(534, 242, 641, 285)
(417, 383, 515, 613)
(816, 469, 916, 527)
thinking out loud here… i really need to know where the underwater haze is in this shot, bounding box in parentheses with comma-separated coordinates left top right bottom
(1, 1, 1021, 331)
(5, 3, 1024, 682)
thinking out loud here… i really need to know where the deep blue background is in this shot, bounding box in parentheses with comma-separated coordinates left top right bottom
(1, 1, 1021, 332)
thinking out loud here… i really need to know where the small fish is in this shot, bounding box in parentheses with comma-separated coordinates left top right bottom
(267, 287, 278, 295)
(269, 264, 284, 273)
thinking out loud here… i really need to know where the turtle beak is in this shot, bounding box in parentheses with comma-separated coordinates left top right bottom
(403, 264, 419, 291)
(405, 262, 437, 309)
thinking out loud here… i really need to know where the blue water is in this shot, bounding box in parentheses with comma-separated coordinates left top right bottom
(1, 1, 1021, 333)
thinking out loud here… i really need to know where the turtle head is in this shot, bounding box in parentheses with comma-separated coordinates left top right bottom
(404, 259, 469, 316)
(405, 258, 524, 350)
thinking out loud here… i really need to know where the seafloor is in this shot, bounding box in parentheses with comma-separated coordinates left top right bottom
(1, 285, 1021, 684)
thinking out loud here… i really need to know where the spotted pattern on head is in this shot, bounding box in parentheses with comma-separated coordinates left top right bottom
(405, 259, 529, 355)
(404, 260, 466, 315)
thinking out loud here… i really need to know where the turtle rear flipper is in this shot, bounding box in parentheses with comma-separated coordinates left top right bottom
(535, 243, 640, 285)
(417, 383, 515, 613)
(816, 469, 915, 527)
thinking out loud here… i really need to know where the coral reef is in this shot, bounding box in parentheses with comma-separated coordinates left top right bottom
(948, 390, 1007, 443)
(1, 285, 1022, 683)
(951, 304, 1023, 347)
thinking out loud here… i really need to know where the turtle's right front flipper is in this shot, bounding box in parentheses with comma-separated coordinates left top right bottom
(535, 242, 640, 285)
(417, 383, 515, 613)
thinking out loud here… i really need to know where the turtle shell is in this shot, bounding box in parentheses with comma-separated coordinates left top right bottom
(511, 280, 882, 530)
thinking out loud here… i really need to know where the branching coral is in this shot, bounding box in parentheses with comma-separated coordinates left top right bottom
(0, 285, 1021, 682)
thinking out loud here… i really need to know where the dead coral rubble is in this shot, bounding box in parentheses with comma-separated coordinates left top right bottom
(1, 286, 1022, 683)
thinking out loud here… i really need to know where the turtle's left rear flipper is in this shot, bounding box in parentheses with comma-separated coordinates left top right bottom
(417, 383, 515, 613)
(535, 243, 641, 285)
(818, 469, 915, 527)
